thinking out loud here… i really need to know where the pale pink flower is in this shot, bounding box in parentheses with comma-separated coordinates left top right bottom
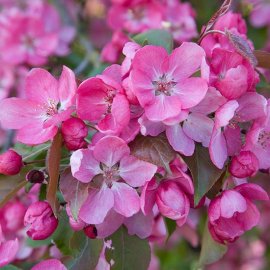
(0, 66, 76, 144)
(70, 136, 157, 224)
(208, 183, 268, 244)
(246, 0, 270, 27)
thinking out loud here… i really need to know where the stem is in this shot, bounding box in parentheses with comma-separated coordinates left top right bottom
(198, 30, 226, 45)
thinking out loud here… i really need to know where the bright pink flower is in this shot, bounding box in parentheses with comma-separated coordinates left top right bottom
(209, 48, 259, 100)
(61, 117, 88, 151)
(229, 151, 259, 178)
(101, 31, 129, 63)
(0, 149, 23, 175)
(70, 136, 157, 224)
(244, 100, 270, 169)
(0, 66, 76, 145)
(130, 43, 208, 123)
(0, 225, 19, 267)
(77, 65, 130, 135)
(208, 183, 268, 244)
(209, 92, 267, 169)
(108, 0, 163, 34)
(31, 259, 67, 270)
(24, 201, 58, 240)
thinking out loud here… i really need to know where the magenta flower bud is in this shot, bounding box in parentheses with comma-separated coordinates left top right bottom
(84, 225, 97, 239)
(24, 201, 58, 240)
(61, 117, 88, 151)
(26, 170, 45, 184)
(208, 183, 268, 244)
(156, 181, 190, 226)
(0, 149, 23, 175)
(229, 151, 259, 178)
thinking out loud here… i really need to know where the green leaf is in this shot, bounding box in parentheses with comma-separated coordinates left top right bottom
(182, 145, 224, 206)
(165, 218, 177, 240)
(133, 29, 174, 53)
(106, 226, 151, 270)
(0, 265, 21, 270)
(68, 234, 103, 270)
(26, 237, 52, 248)
(198, 220, 227, 267)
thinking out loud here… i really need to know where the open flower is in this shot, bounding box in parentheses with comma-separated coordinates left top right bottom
(70, 136, 157, 224)
(0, 66, 76, 144)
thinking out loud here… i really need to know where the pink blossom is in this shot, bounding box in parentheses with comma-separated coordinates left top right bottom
(108, 0, 163, 34)
(0, 225, 19, 267)
(61, 117, 88, 151)
(209, 92, 267, 169)
(24, 201, 58, 240)
(31, 259, 67, 270)
(77, 65, 130, 135)
(130, 43, 208, 123)
(229, 151, 259, 178)
(208, 183, 268, 244)
(0, 149, 23, 175)
(244, 100, 270, 169)
(0, 64, 14, 100)
(0, 66, 76, 145)
(209, 48, 259, 100)
(247, 0, 270, 27)
(70, 136, 157, 224)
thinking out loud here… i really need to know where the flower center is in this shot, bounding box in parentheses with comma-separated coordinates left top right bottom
(100, 163, 120, 187)
(104, 89, 116, 114)
(258, 130, 270, 149)
(152, 74, 176, 96)
(46, 99, 59, 117)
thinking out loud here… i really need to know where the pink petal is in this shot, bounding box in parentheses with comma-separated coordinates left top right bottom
(58, 66, 77, 109)
(183, 113, 214, 147)
(119, 155, 157, 187)
(31, 259, 67, 270)
(139, 115, 166, 136)
(25, 68, 59, 104)
(166, 124, 195, 156)
(79, 186, 114, 224)
(208, 197, 221, 223)
(168, 42, 206, 81)
(174, 77, 208, 109)
(209, 128, 228, 169)
(70, 149, 102, 183)
(0, 238, 19, 267)
(234, 183, 269, 201)
(93, 136, 130, 167)
(111, 182, 140, 217)
(220, 190, 247, 218)
(140, 179, 158, 215)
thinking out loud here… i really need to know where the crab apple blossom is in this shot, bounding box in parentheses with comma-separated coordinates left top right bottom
(61, 117, 88, 150)
(31, 259, 67, 270)
(24, 201, 58, 240)
(130, 43, 208, 123)
(77, 64, 130, 135)
(0, 149, 23, 176)
(0, 225, 19, 268)
(229, 151, 259, 178)
(70, 135, 157, 225)
(0, 66, 76, 144)
(208, 183, 269, 244)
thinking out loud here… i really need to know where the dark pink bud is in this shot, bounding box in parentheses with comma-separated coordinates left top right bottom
(229, 151, 259, 178)
(24, 201, 58, 240)
(84, 225, 97, 239)
(26, 170, 45, 183)
(0, 149, 23, 175)
(61, 118, 88, 151)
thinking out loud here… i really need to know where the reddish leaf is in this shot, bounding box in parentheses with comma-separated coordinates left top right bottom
(200, 0, 232, 38)
(254, 50, 270, 69)
(46, 132, 62, 214)
(129, 134, 176, 171)
(226, 30, 258, 66)
(59, 168, 89, 220)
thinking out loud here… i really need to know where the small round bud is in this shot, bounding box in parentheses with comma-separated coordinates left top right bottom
(61, 118, 88, 151)
(26, 170, 45, 183)
(84, 225, 97, 239)
(229, 151, 259, 178)
(24, 201, 58, 240)
(0, 149, 23, 175)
